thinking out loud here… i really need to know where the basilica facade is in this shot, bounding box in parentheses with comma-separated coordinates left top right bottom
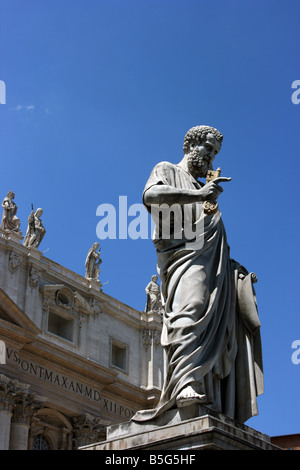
(0, 227, 163, 450)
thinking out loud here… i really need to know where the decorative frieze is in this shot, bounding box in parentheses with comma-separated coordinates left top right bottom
(12, 393, 46, 425)
(72, 413, 106, 448)
(90, 298, 102, 317)
(0, 374, 16, 413)
(29, 267, 40, 288)
(40, 284, 103, 317)
(8, 251, 22, 274)
(142, 327, 161, 351)
(55, 286, 75, 309)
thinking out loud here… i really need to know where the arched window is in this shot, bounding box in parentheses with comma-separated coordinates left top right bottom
(32, 435, 51, 450)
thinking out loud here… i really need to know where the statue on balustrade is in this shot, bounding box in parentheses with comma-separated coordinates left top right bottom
(23, 207, 46, 249)
(1, 191, 21, 233)
(145, 275, 163, 314)
(85, 242, 102, 281)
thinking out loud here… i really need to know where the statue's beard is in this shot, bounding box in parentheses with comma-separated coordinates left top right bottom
(187, 149, 210, 178)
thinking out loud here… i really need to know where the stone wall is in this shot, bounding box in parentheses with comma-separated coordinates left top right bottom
(0, 231, 163, 449)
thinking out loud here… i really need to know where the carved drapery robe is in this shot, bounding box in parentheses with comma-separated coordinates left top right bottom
(133, 162, 263, 423)
(145, 280, 161, 313)
(23, 211, 46, 248)
(1, 196, 20, 232)
(85, 245, 102, 280)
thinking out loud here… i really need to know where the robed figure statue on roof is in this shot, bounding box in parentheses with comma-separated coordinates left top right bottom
(1, 191, 21, 233)
(23, 207, 46, 249)
(85, 242, 102, 281)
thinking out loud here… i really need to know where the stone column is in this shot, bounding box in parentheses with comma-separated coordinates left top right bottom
(0, 409, 13, 450)
(9, 421, 30, 450)
(10, 390, 46, 450)
(0, 375, 15, 450)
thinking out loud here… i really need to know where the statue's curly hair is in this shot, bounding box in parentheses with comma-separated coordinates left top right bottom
(183, 125, 223, 153)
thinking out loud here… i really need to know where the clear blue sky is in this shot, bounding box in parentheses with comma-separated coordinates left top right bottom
(1, 0, 299, 438)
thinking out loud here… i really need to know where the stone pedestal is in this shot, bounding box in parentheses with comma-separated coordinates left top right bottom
(26, 246, 42, 261)
(86, 278, 102, 291)
(0, 228, 23, 244)
(81, 404, 280, 451)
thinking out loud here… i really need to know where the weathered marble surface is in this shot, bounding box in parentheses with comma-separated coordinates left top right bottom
(133, 125, 263, 424)
(145, 275, 163, 314)
(85, 242, 102, 281)
(1, 191, 21, 233)
(82, 403, 280, 451)
(23, 207, 46, 248)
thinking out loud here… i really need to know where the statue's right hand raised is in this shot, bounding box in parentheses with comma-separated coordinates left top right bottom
(199, 176, 231, 201)
(211, 176, 232, 185)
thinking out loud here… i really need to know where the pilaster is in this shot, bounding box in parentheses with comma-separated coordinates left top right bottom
(140, 309, 163, 392)
(0, 374, 15, 449)
(10, 389, 46, 450)
(0, 374, 46, 450)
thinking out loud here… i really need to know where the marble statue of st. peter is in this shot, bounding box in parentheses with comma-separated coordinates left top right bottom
(133, 125, 263, 424)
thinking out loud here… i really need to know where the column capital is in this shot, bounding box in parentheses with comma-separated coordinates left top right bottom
(0, 374, 16, 413)
(0, 374, 46, 423)
(72, 413, 106, 448)
(12, 393, 47, 425)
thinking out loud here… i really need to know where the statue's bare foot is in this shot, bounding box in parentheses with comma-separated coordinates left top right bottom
(176, 385, 206, 407)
